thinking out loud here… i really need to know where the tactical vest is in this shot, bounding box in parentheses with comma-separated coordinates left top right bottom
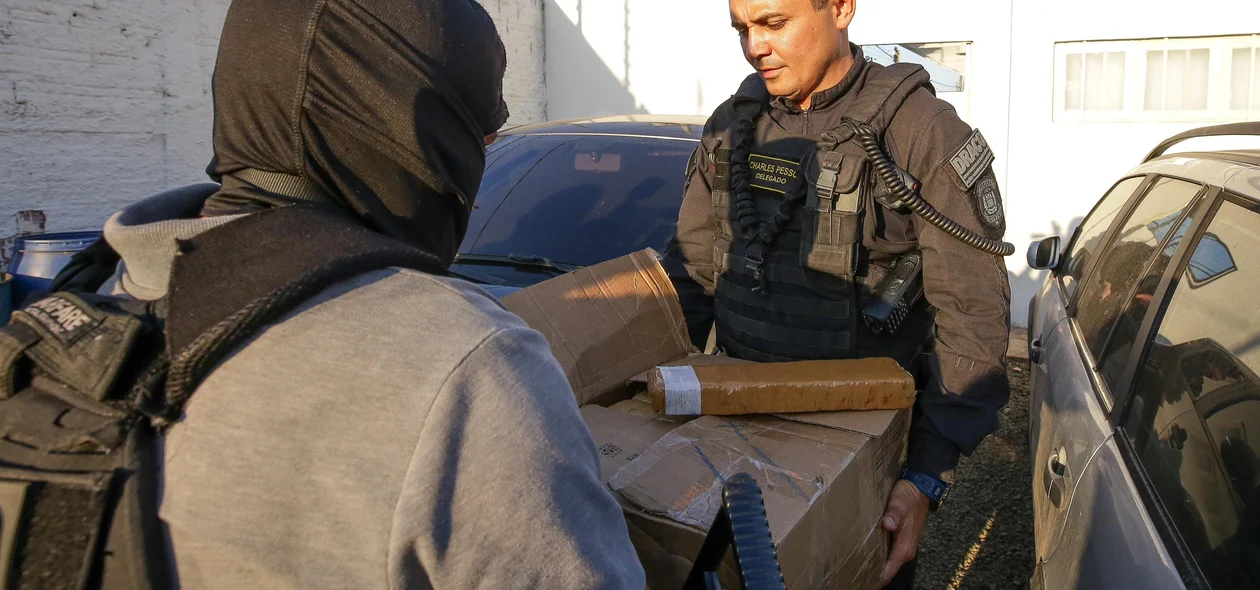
(0, 205, 443, 590)
(709, 63, 933, 363)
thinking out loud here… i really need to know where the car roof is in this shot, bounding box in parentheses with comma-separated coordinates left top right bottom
(499, 114, 707, 141)
(1127, 123, 1260, 203)
(1130, 150, 1260, 204)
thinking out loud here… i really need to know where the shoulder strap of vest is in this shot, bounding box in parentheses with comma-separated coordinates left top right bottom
(730, 62, 931, 139)
(732, 72, 772, 119)
(159, 204, 444, 423)
(845, 62, 934, 136)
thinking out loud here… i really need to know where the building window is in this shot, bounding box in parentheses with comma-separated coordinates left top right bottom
(1054, 34, 1260, 123)
(862, 42, 970, 93)
(1063, 50, 1126, 112)
(1233, 46, 1260, 111)
(1145, 49, 1210, 111)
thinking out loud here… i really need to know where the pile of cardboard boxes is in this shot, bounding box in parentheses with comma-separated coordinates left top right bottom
(501, 249, 910, 589)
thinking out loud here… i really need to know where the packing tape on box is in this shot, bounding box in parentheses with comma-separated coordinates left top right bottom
(658, 365, 702, 415)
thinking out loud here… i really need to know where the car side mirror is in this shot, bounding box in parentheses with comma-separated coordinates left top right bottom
(1027, 236, 1061, 271)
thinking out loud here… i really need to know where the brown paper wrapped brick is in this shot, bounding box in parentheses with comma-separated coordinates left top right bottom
(646, 357, 915, 416)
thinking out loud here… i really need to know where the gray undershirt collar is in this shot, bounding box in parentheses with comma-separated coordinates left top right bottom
(102, 183, 244, 300)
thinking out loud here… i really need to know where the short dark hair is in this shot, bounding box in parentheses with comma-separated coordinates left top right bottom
(812, 0, 829, 9)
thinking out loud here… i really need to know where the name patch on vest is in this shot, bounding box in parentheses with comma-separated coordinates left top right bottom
(22, 295, 102, 345)
(748, 153, 800, 195)
(946, 129, 994, 190)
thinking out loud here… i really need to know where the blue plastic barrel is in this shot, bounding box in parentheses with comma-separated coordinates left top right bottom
(7, 230, 103, 309)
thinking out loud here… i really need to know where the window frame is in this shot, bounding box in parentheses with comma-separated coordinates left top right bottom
(1090, 183, 1211, 385)
(1054, 34, 1260, 123)
(1055, 174, 1155, 307)
(1106, 188, 1260, 590)
(1108, 185, 1227, 427)
(1063, 176, 1210, 412)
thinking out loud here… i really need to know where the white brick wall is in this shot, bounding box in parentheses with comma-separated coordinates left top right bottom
(0, 0, 545, 235)
(479, 0, 546, 124)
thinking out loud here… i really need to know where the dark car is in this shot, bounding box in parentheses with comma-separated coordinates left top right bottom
(449, 115, 706, 296)
(1024, 122, 1260, 589)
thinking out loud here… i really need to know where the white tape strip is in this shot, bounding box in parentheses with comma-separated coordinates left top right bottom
(659, 365, 702, 415)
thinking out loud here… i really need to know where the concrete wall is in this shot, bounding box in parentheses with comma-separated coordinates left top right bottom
(0, 0, 546, 238)
(0, 0, 231, 235)
(481, 0, 547, 124)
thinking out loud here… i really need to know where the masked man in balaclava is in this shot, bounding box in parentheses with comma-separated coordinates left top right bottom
(95, 0, 646, 587)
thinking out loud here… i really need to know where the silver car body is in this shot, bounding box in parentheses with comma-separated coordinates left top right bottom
(1028, 140, 1260, 589)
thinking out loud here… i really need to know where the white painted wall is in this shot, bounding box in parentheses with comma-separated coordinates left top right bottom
(543, 0, 1260, 326)
(1004, 0, 1260, 325)
(545, 0, 752, 121)
(0, 0, 546, 238)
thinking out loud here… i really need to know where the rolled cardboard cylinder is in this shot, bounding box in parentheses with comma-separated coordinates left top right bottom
(647, 357, 915, 416)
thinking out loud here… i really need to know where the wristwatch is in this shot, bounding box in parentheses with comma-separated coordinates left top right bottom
(902, 469, 952, 511)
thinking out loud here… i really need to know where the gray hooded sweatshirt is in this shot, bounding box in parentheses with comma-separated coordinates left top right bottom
(101, 184, 645, 589)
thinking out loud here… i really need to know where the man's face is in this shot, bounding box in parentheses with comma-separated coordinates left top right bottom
(729, 0, 852, 106)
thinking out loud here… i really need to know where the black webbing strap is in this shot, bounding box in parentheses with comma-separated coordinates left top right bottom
(229, 168, 330, 204)
(849, 63, 932, 131)
(818, 63, 932, 149)
(161, 205, 444, 422)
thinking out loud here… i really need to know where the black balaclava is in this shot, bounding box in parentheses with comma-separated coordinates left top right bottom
(200, 0, 509, 266)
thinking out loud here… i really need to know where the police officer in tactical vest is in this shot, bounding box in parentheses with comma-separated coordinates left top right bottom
(663, 0, 1014, 586)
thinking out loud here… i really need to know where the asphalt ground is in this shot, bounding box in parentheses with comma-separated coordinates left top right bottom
(915, 359, 1035, 589)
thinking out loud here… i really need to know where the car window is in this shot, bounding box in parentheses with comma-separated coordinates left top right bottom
(1123, 198, 1260, 589)
(1061, 176, 1146, 301)
(1093, 183, 1207, 390)
(1075, 178, 1203, 369)
(460, 135, 570, 255)
(463, 135, 693, 267)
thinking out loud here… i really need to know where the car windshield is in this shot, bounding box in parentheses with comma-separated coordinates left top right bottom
(459, 133, 695, 272)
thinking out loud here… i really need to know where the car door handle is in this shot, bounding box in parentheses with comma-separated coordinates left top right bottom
(1044, 447, 1068, 509)
(1029, 338, 1043, 364)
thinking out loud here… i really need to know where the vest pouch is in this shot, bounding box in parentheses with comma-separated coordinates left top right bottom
(708, 139, 736, 240)
(712, 187, 736, 241)
(0, 467, 113, 590)
(713, 234, 734, 275)
(0, 383, 130, 590)
(799, 149, 865, 278)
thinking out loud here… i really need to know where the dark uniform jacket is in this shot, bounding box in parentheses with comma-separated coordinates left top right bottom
(664, 45, 1012, 481)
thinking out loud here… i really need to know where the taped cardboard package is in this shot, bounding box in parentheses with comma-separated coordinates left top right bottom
(646, 357, 916, 416)
(509, 249, 911, 588)
(578, 404, 682, 483)
(581, 396, 909, 589)
(501, 248, 692, 406)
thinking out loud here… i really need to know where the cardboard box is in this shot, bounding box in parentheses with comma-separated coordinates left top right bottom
(609, 409, 910, 589)
(501, 248, 693, 406)
(579, 404, 686, 483)
(513, 249, 911, 588)
(646, 357, 916, 416)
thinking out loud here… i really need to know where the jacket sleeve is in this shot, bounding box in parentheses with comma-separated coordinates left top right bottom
(891, 100, 1013, 483)
(396, 325, 646, 589)
(663, 129, 720, 350)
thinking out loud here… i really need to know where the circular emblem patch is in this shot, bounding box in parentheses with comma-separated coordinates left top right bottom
(974, 174, 1003, 229)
